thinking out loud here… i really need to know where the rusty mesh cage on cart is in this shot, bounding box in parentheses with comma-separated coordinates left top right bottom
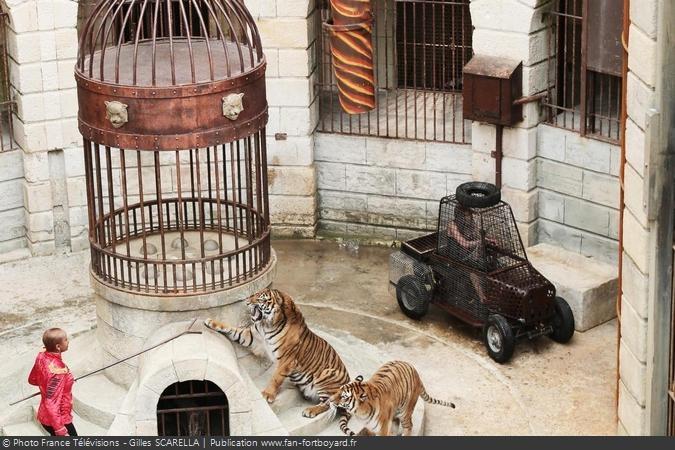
(392, 195, 556, 325)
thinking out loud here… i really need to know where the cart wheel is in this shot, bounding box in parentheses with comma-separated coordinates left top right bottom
(550, 297, 575, 343)
(396, 275, 431, 320)
(456, 182, 501, 208)
(483, 314, 515, 363)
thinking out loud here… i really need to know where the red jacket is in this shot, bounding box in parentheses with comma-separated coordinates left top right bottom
(28, 352, 74, 436)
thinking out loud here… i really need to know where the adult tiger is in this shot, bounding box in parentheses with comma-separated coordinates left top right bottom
(329, 361, 456, 436)
(204, 288, 351, 418)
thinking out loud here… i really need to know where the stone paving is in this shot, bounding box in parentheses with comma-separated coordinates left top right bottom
(0, 239, 617, 435)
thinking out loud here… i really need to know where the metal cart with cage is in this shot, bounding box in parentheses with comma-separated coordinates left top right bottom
(389, 182, 575, 363)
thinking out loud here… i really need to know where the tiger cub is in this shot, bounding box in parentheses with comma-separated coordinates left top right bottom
(330, 361, 456, 436)
(204, 288, 351, 418)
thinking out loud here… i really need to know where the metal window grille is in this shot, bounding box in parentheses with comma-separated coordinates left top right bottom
(316, 0, 473, 143)
(157, 380, 229, 436)
(0, 11, 16, 152)
(544, 0, 623, 144)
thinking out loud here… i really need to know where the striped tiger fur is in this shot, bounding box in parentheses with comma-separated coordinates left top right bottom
(329, 361, 456, 436)
(204, 288, 351, 419)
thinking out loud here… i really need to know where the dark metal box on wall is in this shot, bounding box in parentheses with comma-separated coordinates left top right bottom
(462, 55, 523, 126)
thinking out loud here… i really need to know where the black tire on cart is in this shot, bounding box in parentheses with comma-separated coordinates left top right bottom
(396, 275, 431, 320)
(483, 314, 515, 363)
(550, 296, 575, 343)
(456, 182, 501, 208)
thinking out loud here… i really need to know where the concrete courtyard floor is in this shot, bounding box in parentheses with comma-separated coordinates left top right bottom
(0, 239, 617, 435)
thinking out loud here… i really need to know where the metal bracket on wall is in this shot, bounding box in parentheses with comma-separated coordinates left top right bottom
(644, 108, 661, 220)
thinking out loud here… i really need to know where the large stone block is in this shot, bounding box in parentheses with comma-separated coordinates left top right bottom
(268, 166, 315, 196)
(0, 209, 25, 242)
(346, 165, 396, 196)
(537, 124, 567, 162)
(622, 209, 650, 274)
(618, 381, 647, 436)
(8, 1, 39, 34)
(582, 170, 619, 209)
(13, 61, 42, 93)
(316, 162, 345, 190)
(538, 189, 564, 223)
(527, 243, 617, 331)
(269, 195, 316, 226)
(396, 169, 446, 200)
(315, 134, 366, 164)
(267, 135, 313, 166)
(580, 232, 618, 265)
(565, 133, 612, 174)
(621, 252, 648, 319)
(619, 298, 648, 364)
(537, 159, 583, 196)
(623, 163, 648, 228)
(626, 72, 655, 130)
(502, 157, 536, 191)
(10, 31, 41, 64)
(619, 340, 646, 408)
(267, 78, 312, 107)
(0, 178, 24, 211)
(501, 187, 538, 223)
(257, 18, 309, 49)
(425, 142, 473, 174)
(277, 49, 310, 77)
(563, 197, 610, 237)
(629, 0, 658, 38)
(503, 126, 537, 161)
(627, 24, 657, 88)
(625, 119, 646, 176)
(0, 150, 24, 182)
(24, 181, 52, 212)
(366, 138, 426, 171)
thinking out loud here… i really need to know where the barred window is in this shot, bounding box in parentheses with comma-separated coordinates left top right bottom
(0, 10, 16, 152)
(545, 0, 624, 143)
(316, 0, 473, 143)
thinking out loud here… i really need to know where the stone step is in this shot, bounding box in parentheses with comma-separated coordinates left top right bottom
(243, 327, 421, 436)
(1, 420, 48, 436)
(527, 243, 618, 331)
(72, 373, 127, 429)
(30, 405, 107, 436)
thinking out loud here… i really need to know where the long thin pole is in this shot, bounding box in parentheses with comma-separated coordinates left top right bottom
(9, 319, 199, 406)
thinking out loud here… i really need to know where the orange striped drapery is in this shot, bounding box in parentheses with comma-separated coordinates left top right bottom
(324, 0, 376, 115)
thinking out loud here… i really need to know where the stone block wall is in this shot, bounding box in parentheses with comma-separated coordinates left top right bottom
(468, 0, 550, 248)
(616, 0, 660, 436)
(248, 0, 319, 238)
(4, 0, 83, 256)
(0, 149, 25, 253)
(536, 125, 621, 264)
(315, 133, 472, 241)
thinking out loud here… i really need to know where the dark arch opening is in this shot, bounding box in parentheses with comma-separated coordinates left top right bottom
(157, 380, 229, 436)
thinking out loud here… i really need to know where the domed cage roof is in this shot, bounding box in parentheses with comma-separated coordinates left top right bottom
(76, 0, 264, 86)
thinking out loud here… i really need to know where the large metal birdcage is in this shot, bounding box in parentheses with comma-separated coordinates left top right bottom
(76, 0, 271, 296)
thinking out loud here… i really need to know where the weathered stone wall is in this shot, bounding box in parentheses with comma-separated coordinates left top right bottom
(617, 0, 660, 436)
(0, 149, 24, 254)
(316, 133, 472, 241)
(248, 0, 319, 238)
(536, 125, 621, 264)
(4, 0, 83, 256)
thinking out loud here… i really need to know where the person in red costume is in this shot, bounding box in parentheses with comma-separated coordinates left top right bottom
(28, 328, 77, 436)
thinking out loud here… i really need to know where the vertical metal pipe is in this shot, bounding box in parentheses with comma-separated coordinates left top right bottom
(615, 0, 629, 423)
(495, 124, 503, 189)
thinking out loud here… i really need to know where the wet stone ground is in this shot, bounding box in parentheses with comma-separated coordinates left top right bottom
(0, 239, 617, 435)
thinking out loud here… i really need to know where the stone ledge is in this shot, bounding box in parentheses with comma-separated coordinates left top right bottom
(528, 243, 618, 331)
